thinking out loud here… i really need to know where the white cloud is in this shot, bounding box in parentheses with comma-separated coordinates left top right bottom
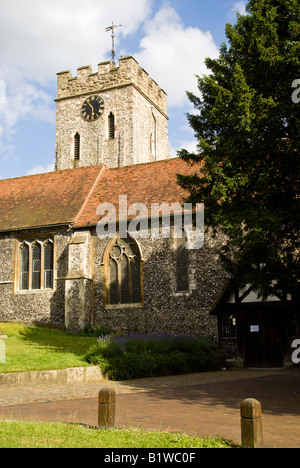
(0, 0, 152, 83)
(0, 142, 17, 162)
(232, 1, 247, 16)
(0, 79, 5, 104)
(26, 163, 55, 176)
(0, 0, 152, 161)
(3, 84, 54, 129)
(0, 1, 218, 173)
(0, 79, 55, 161)
(170, 138, 198, 158)
(135, 6, 219, 109)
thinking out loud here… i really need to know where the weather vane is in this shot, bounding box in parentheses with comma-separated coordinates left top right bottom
(106, 22, 122, 66)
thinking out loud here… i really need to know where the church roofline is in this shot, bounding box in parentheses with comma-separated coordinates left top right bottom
(0, 158, 198, 233)
(0, 164, 104, 232)
(73, 157, 197, 229)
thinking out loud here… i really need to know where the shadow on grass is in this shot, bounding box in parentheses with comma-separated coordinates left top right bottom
(17, 324, 97, 358)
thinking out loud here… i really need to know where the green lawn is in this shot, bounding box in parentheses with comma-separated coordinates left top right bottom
(0, 323, 237, 448)
(0, 322, 97, 373)
(0, 421, 235, 448)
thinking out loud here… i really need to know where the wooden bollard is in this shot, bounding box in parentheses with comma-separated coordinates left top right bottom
(240, 398, 263, 448)
(98, 388, 116, 429)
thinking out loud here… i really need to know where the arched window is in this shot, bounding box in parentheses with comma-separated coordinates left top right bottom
(31, 242, 42, 289)
(44, 240, 54, 289)
(18, 239, 54, 291)
(108, 112, 115, 140)
(105, 235, 142, 306)
(19, 243, 29, 290)
(176, 229, 189, 292)
(74, 133, 80, 160)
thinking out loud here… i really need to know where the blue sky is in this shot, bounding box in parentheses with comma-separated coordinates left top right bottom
(0, 0, 247, 180)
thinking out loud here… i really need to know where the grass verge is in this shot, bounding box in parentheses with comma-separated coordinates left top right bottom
(0, 322, 97, 373)
(0, 421, 235, 448)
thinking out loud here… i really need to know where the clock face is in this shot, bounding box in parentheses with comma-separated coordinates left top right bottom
(81, 95, 105, 122)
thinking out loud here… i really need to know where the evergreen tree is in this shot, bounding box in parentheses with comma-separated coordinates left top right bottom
(178, 0, 300, 301)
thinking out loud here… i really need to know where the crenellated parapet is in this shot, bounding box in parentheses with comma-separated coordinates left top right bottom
(57, 56, 168, 116)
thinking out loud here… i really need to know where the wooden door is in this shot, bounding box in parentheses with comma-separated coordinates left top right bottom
(242, 306, 285, 368)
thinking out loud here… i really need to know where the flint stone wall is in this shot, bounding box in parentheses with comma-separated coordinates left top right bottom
(0, 227, 70, 326)
(91, 226, 228, 341)
(0, 224, 228, 344)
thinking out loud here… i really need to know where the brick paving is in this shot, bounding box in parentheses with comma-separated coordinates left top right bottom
(0, 368, 299, 448)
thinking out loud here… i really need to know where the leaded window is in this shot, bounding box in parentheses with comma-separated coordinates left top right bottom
(106, 235, 142, 306)
(19, 243, 29, 291)
(19, 239, 54, 291)
(32, 242, 41, 289)
(44, 240, 54, 289)
(221, 315, 237, 339)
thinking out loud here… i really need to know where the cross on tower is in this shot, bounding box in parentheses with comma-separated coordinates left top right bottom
(106, 22, 122, 66)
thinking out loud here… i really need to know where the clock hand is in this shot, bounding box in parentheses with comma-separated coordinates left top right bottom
(87, 100, 95, 119)
(91, 107, 95, 119)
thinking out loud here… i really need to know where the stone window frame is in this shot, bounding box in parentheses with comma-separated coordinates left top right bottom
(70, 131, 83, 166)
(74, 132, 80, 160)
(102, 234, 144, 310)
(108, 112, 115, 140)
(14, 235, 56, 293)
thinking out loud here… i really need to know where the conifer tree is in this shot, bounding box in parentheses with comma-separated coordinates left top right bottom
(178, 0, 300, 301)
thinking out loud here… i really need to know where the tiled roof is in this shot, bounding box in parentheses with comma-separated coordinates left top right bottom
(74, 158, 197, 227)
(0, 165, 104, 231)
(0, 158, 197, 232)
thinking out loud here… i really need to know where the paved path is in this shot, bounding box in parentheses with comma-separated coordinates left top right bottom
(0, 368, 299, 448)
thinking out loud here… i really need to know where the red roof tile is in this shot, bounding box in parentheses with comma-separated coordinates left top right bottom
(0, 165, 104, 231)
(74, 158, 197, 227)
(0, 158, 197, 232)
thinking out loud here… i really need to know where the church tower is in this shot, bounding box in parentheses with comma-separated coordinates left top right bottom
(54, 56, 170, 171)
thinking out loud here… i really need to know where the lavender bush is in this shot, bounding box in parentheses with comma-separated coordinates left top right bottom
(85, 332, 220, 380)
